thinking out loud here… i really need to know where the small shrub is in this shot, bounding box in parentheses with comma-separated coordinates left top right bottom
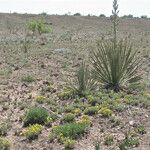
(61, 113, 75, 123)
(21, 75, 35, 83)
(58, 87, 76, 99)
(93, 138, 101, 150)
(119, 137, 139, 149)
(45, 117, 53, 127)
(78, 115, 91, 125)
(0, 122, 11, 136)
(134, 125, 146, 135)
(63, 138, 76, 149)
(104, 135, 114, 146)
(24, 124, 43, 140)
(98, 107, 113, 117)
(28, 19, 51, 35)
(52, 122, 89, 139)
(48, 133, 56, 142)
(0, 137, 10, 150)
(35, 96, 47, 104)
(72, 108, 81, 116)
(84, 106, 99, 115)
(23, 107, 49, 127)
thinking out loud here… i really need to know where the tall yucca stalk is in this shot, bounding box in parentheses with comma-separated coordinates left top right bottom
(91, 0, 141, 92)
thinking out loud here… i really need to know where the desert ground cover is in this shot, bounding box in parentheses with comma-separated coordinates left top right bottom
(0, 12, 150, 150)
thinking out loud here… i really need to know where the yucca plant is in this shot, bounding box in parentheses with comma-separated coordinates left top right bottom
(68, 62, 97, 97)
(91, 0, 141, 92)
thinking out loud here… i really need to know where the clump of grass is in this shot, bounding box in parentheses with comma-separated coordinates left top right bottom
(104, 134, 114, 146)
(52, 122, 89, 140)
(24, 124, 43, 140)
(61, 113, 76, 123)
(23, 107, 49, 127)
(67, 62, 97, 97)
(93, 138, 101, 150)
(21, 75, 35, 83)
(84, 106, 99, 115)
(0, 137, 11, 150)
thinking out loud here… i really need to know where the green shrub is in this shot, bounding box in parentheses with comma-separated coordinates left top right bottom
(45, 117, 53, 127)
(35, 96, 47, 104)
(134, 125, 146, 135)
(119, 137, 139, 149)
(24, 124, 43, 140)
(48, 133, 56, 142)
(63, 138, 76, 149)
(52, 122, 89, 139)
(21, 75, 35, 83)
(23, 107, 49, 127)
(61, 113, 75, 123)
(78, 115, 91, 125)
(98, 107, 113, 117)
(28, 19, 51, 35)
(84, 106, 99, 115)
(104, 135, 114, 146)
(0, 137, 10, 150)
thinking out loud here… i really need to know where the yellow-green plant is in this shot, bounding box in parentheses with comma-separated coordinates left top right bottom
(98, 107, 113, 117)
(0, 137, 11, 150)
(24, 124, 43, 140)
(91, 0, 141, 92)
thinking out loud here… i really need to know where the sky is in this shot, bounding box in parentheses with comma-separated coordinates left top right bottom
(0, 0, 150, 17)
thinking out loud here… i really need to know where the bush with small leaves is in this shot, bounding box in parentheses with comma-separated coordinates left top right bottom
(119, 137, 139, 149)
(0, 137, 11, 150)
(98, 107, 113, 117)
(78, 115, 91, 126)
(104, 135, 114, 146)
(24, 124, 43, 140)
(84, 106, 99, 115)
(63, 138, 76, 149)
(134, 125, 146, 135)
(35, 96, 47, 104)
(45, 117, 53, 127)
(21, 75, 35, 83)
(61, 113, 75, 123)
(23, 107, 49, 127)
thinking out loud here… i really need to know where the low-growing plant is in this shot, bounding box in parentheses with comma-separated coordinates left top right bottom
(104, 134, 114, 146)
(45, 117, 53, 127)
(84, 106, 99, 115)
(0, 122, 11, 136)
(134, 125, 146, 135)
(78, 115, 91, 125)
(24, 124, 43, 140)
(35, 96, 47, 104)
(63, 138, 76, 149)
(58, 87, 76, 99)
(93, 138, 101, 150)
(23, 107, 49, 127)
(52, 122, 89, 139)
(61, 113, 76, 123)
(98, 107, 113, 117)
(119, 137, 139, 150)
(21, 75, 35, 83)
(0, 137, 11, 150)
(48, 133, 56, 142)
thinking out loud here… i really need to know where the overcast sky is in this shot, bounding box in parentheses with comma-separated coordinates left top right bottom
(0, 0, 150, 17)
